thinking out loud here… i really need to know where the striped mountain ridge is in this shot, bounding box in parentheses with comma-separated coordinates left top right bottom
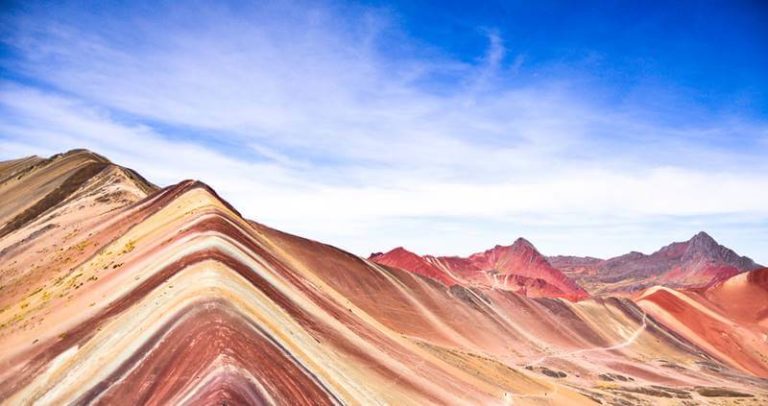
(1, 150, 767, 405)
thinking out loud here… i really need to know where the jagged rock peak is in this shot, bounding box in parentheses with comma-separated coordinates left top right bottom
(512, 237, 536, 249)
(689, 231, 718, 248)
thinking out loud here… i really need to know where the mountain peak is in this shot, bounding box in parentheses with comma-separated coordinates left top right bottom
(690, 231, 717, 245)
(477, 238, 544, 266)
(386, 246, 415, 256)
(508, 237, 543, 262)
(512, 237, 535, 249)
(53, 148, 111, 164)
(370, 246, 457, 286)
(484, 238, 538, 257)
(369, 246, 418, 262)
(678, 232, 759, 272)
(683, 231, 721, 259)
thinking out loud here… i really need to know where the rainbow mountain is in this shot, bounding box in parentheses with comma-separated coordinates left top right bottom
(1, 150, 766, 405)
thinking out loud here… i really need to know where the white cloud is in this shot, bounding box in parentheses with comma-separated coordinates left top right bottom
(1, 1, 767, 263)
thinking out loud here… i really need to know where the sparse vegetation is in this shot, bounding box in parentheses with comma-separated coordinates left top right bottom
(696, 387, 754, 397)
(73, 240, 91, 252)
(122, 240, 136, 254)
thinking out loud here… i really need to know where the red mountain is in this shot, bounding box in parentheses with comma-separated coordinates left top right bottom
(704, 266, 768, 326)
(370, 238, 589, 301)
(549, 231, 761, 295)
(369, 247, 459, 286)
(4, 150, 768, 403)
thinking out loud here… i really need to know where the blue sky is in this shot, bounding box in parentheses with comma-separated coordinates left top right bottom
(1, 0, 767, 263)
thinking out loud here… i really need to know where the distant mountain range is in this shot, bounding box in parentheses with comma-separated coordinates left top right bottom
(371, 231, 760, 299)
(549, 231, 761, 295)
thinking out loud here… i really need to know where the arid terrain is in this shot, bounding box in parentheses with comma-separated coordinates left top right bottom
(1, 150, 766, 405)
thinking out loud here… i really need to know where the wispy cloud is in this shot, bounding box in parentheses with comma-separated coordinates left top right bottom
(1, 1, 767, 262)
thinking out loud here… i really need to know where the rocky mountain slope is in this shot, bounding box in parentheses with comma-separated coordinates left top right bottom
(549, 232, 761, 295)
(1, 150, 766, 405)
(371, 238, 589, 301)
